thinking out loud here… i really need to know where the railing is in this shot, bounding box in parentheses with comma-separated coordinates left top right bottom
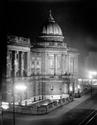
(5, 96, 74, 115)
(7, 35, 30, 46)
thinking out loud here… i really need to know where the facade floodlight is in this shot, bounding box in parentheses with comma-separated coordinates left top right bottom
(89, 75, 92, 79)
(15, 84, 27, 92)
(89, 71, 97, 75)
(78, 84, 81, 89)
(75, 87, 77, 93)
(69, 86, 73, 92)
(78, 79, 82, 82)
(89, 71, 97, 79)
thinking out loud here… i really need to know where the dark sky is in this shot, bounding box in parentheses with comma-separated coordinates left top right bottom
(6, 0, 97, 55)
(0, 0, 97, 87)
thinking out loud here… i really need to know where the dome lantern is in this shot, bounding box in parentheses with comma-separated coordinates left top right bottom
(48, 10, 55, 23)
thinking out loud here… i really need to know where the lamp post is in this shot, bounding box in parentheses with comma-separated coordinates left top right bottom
(12, 77, 15, 125)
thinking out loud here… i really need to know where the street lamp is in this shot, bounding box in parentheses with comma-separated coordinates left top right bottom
(11, 82, 27, 125)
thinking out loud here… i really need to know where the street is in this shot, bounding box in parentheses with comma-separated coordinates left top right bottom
(1, 87, 97, 125)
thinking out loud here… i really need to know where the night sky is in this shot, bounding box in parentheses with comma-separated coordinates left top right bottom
(0, 0, 97, 89)
(6, 0, 97, 55)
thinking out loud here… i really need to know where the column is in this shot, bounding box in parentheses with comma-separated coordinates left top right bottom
(45, 53, 49, 75)
(9, 51, 13, 77)
(73, 57, 75, 74)
(68, 54, 70, 73)
(18, 51, 21, 77)
(7, 50, 11, 77)
(24, 52, 27, 76)
(41, 52, 45, 75)
(64, 54, 66, 74)
(63, 54, 66, 74)
(27, 51, 31, 76)
(11, 51, 14, 77)
(21, 52, 24, 77)
(16, 51, 19, 77)
(14, 51, 17, 77)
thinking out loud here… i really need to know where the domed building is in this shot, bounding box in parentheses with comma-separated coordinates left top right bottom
(5, 11, 79, 104)
(29, 10, 79, 100)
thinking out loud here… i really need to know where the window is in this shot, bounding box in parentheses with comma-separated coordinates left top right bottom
(32, 61, 35, 65)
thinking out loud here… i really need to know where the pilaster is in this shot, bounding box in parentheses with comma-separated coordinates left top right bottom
(65, 54, 69, 73)
(61, 53, 64, 74)
(54, 54, 57, 75)
(63, 54, 66, 74)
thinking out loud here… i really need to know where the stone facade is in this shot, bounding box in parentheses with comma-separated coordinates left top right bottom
(5, 11, 79, 103)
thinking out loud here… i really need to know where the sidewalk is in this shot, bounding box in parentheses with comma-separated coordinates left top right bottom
(17, 92, 92, 121)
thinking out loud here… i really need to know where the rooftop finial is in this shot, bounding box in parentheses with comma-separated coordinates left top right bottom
(48, 9, 55, 22)
(49, 9, 52, 17)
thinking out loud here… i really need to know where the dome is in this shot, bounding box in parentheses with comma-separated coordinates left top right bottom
(41, 10, 63, 36)
(37, 10, 64, 44)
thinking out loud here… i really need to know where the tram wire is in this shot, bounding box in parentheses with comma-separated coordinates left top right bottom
(78, 105, 97, 125)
